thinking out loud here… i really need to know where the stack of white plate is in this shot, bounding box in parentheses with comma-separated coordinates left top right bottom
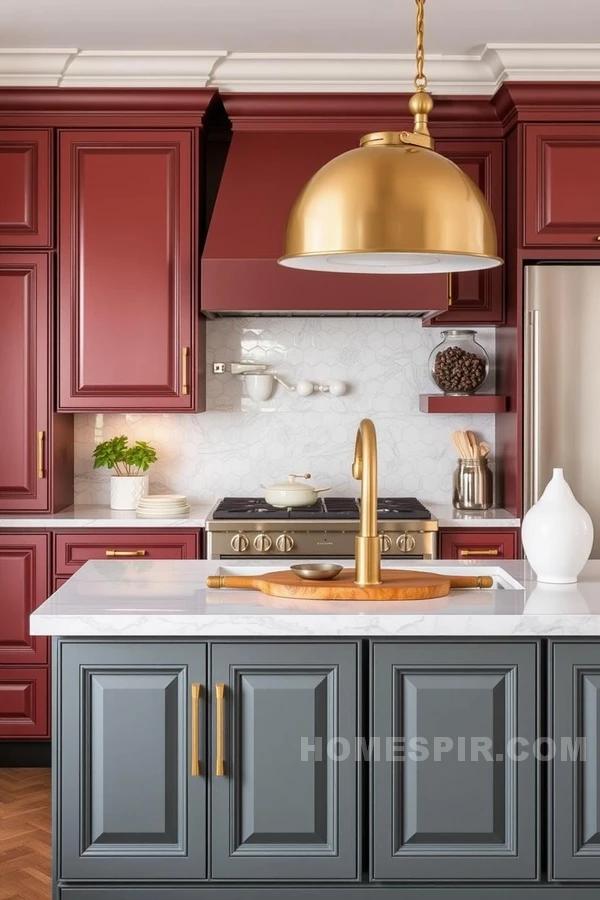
(136, 495, 190, 518)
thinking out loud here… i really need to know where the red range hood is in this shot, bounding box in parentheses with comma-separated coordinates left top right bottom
(201, 95, 448, 316)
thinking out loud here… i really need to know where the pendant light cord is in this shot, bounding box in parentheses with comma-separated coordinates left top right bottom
(414, 0, 428, 90)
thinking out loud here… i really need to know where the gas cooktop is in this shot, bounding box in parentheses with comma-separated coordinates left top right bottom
(211, 496, 432, 521)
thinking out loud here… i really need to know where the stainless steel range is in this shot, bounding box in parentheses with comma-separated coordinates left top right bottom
(206, 497, 438, 560)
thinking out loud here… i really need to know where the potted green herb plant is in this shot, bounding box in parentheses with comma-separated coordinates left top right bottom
(93, 436, 158, 510)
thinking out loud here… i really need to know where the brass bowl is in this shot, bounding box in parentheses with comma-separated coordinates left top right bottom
(290, 563, 343, 581)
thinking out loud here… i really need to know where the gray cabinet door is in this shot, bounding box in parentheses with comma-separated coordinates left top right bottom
(58, 640, 207, 880)
(551, 641, 600, 880)
(210, 641, 359, 880)
(371, 641, 538, 881)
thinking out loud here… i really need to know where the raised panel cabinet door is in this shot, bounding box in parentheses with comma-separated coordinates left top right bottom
(58, 130, 200, 412)
(425, 141, 504, 325)
(0, 253, 50, 510)
(0, 667, 48, 737)
(371, 641, 538, 881)
(551, 642, 600, 880)
(58, 640, 207, 881)
(0, 532, 49, 664)
(211, 642, 360, 880)
(0, 130, 51, 247)
(525, 125, 600, 247)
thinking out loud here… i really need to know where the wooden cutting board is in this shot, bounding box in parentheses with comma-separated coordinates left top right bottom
(206, 569, 493, 602)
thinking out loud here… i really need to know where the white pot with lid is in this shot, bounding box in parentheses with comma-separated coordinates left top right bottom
(262, 474, 330, 508)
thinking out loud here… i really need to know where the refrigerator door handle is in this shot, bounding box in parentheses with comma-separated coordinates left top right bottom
(524, 307, 541, 511)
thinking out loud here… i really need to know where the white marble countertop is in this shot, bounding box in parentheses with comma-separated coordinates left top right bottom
(30, 558, 600, 637)
(0, 503, 518, 530)
(0, 504, 213, 529)
(427, 504, 520, 528)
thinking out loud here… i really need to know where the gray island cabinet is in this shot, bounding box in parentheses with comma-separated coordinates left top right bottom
(31, 558, 600, 899)
(51, 636, 600, 900)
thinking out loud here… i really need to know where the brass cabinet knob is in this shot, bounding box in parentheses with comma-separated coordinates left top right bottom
(253, 532, 273, 553)
(276, 532, 295, 553)
(230, 533, 249, 553)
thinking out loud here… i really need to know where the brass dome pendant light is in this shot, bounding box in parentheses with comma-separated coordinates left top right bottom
(279, 0, 502, 274)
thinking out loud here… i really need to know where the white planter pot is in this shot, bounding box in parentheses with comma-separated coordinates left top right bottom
(522, 468, 594, 584)
(110, 475, 149, 511)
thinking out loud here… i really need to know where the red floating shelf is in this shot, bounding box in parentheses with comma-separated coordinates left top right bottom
(419, 394, 509, 414)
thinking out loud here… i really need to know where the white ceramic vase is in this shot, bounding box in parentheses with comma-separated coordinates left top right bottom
(110, 475, 149, 511)
(522, 468, 594, 584)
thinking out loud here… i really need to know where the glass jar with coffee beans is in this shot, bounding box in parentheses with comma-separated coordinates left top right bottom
(429, 330, 489, 396)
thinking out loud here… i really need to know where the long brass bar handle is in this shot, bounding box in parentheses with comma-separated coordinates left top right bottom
(182, 346, 190, 395)
(460, 548, 500, 557)
(447, 272, 453, 308)
(191, 683, 201, 777)
(215, 683, 225, 777)
(105, 549, 147, 557)
(37, 431, 45, 479)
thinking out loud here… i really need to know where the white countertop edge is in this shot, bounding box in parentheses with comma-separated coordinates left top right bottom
(0, 504, 213, 529)
(427, 504, 520, 528)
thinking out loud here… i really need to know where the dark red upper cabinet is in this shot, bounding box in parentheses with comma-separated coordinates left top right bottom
(425, 141, 504, 326)
(0, 254, 51, 511)
(0, 129, 52, 247)
(58, 130, 203, 412)
(0, 533, 49, 665)
(524, 124, 600, 247)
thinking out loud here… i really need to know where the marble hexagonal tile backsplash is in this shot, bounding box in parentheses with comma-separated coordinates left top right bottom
(74, 317, 496, 506)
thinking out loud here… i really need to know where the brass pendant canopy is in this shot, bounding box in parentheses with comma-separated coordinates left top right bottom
(278, 1, 502, 275)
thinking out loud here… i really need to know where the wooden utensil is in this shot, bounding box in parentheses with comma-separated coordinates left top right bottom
(206, 569, 493, 602)
(467, 431, 479, 459)
(479, 441, 490, 458)
(453, 430, 471, 459)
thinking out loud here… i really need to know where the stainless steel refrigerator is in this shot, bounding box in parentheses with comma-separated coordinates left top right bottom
(525, 265, 600, 557)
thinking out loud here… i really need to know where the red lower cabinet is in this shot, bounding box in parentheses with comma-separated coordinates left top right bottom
(0, 532, 51, 739)
(0, 668, 48, 738)
(55, 530, 200, 575)
(439, 528, 520, 560)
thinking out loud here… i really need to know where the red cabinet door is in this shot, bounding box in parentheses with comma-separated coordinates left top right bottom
(54, 530, 200, 575)
(0, 533, 49, 665)
(439, 528, 520, 560)
(0, 253, 50, 511)
(425, 141, 504, 326)
(0, 668, 48, 738)
(0, 129, 52, 247)
(58, 130, 201, 412)
(524, 124, 600, 247)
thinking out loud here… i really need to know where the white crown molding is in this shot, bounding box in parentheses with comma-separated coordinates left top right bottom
(0, 49, 77, 86)
(0, 44, 600, 92)
(60, 50, 226, 87)
(209, 52, 499, 95)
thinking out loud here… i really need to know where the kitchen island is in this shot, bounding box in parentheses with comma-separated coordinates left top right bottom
(32, 559, 600, 899)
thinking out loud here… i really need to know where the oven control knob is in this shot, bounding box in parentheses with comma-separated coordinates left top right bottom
(379, 533, 392, 553)
(397, 532, 416, 553)
(231, 532, 249, 553)
(276, 533, 295, 553)
(253, 532, 273, 553)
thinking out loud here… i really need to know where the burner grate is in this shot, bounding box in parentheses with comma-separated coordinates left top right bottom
(212, 496, 431, 521)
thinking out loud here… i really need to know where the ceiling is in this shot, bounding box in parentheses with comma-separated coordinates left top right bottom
(2, 0, 600, 54)
(1, 0, 600, 91)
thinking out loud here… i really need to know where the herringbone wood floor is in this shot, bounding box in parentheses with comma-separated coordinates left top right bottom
(0, 769, 51, 900)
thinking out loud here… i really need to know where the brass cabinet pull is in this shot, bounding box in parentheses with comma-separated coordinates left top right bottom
(182, 346, 190, 395)
(37, 431, 45, 479)
(447, 272, 453, 308)
(215, 683, 225, 777)
(191, 683, 201, 777)
(460, 548, 500, 557)
(105, 549, 147, 557)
